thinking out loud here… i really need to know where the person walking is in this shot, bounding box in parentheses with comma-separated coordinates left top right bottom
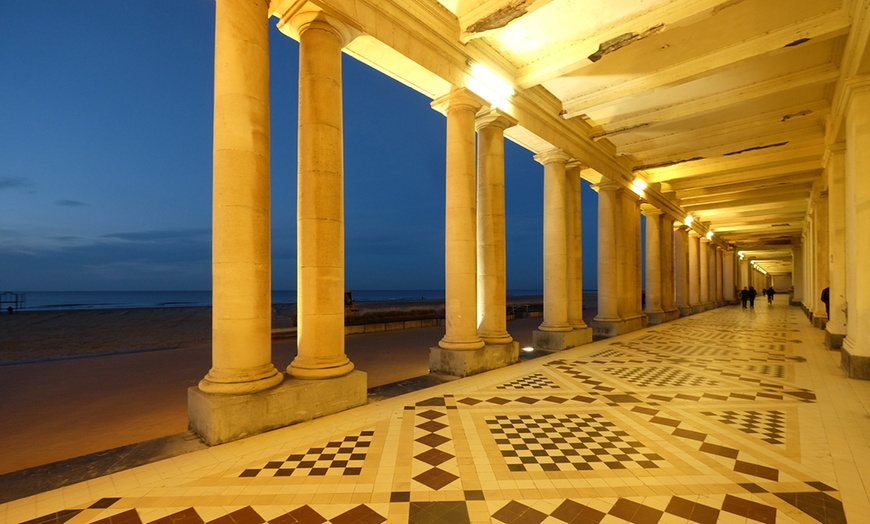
(739, 287, 749, 308)
(767, 287, 775, 304)
(748, 286, 758, 308)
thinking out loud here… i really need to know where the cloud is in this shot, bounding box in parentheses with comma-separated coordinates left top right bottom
(0, 176, 34, 190)
(56, 199, 88, 207)
(102, 228, 211, 243)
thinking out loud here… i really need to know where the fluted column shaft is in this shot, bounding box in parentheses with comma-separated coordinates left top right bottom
(476, 109, 517, 344)
(688, 231, 701, 310)
(642, 205, 664, 316)
(566, 163, 588, 329)
(723, 250, 735, 303)
(622, 191, 641, 317)
(814, 192, 830, 319)
(674, 225, 690, 313)
(537, 149, 573, 332)
(433, 88, 487, 350)
(203, 0, 282, 394)
(595, 179, 620, 321)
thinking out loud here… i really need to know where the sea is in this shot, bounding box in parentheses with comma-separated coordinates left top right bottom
(6, 289, 547, 312)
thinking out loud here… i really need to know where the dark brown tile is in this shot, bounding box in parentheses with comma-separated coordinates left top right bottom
(734, 460, 779, 481)
(269, 504, 327, 523)
(650, 416, 681, 427)
(90, 498, 122, 509)
(699, 442, 739, 459)
(721, 495, 776, 524)
(409, 501, 469, 524)
(416, 433, 450, 448)
(544, 396, 568, 403)
(412, 467, 459, 490)
(329, 504, 386, 524)
(21, 509, 82, 524)
(492, 501, 547, 524)
(207, 507, 264, 524)
(416, 420, 447, 432)
(609, 498, 663, 523)
(515, 397, 540, 404)
(774, 491, 847, 524)
(665, 497, 719, 524)
(551, 500, 606, 523)
(416, 409, 445, 420)
(91, 509, 143, 524)
(414, 448, 453, 466)
(149, 508, 204, 524)
(672, 428, 707, 441)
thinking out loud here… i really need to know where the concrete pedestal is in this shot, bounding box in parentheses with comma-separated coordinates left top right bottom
(678, 306, 693, 317)
(430, 341, 519, 377)
(663, 308, 681, 321)
(189, 371, 367, 445)
(645, 310, 665, 325)
(533, 327, 592, 351)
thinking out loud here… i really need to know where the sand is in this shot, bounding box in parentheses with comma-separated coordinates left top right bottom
(0, 296, 551, 363)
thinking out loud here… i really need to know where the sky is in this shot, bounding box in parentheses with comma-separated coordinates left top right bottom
(0, 1, 600, 293)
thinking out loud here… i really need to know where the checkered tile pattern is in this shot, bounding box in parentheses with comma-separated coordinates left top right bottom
(496, 372, 560, 390)
(702, 409, 787, 444)
(240, 430, 374, 477)
(603, 365, 721, 388)
(487, 413, 666, 472)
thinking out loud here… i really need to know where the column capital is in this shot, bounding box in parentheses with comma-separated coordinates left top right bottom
(688, 229, 700, 238)
(475, 107, 518, 131)
(592, 177, 620, 192)
(534, 148, 572, 166)
(674, 224, 689, 232)
(431, 87, 488, 116)
(699, 236, 710, 245)
(279, 8, 359, 47)
(640, 203, 663, 217)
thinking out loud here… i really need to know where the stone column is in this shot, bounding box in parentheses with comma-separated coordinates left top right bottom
(791, 241, 804, 306)
(723, 250, 735, 304)
(201, 0, 282, 396)
(476, 109, 517, 345)
(642, 205, 664, 324)
(288, 10, 356, 380)
(430, 88, 487, 375)
(661, 215, 678, 320)
(715, 247, 724, 306)
(688, 231, 702, 313)
(813, 189, 829, 327)
(699, 237, 710, 310)
(474, 108, 520, 367)
(623, 190, 645, 327)
(592, 179, 623, 337)
(826, 145, 846, 348)
(674, 225, 691, 316)
(533, 150, 590, 349)
(566, 163, 592, 344)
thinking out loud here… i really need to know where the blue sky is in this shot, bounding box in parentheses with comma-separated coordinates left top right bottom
(1, 1, 599, 292)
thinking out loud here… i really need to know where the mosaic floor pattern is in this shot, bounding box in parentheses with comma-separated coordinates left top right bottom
(5, 304, 868, 523)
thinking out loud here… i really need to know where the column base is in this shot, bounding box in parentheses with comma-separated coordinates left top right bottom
(813, 315, 828, 329)
(663, 308, 680, 322)
(691, 305, 705, 314)
(429, 341, 519, 377)
(703, 302, 714, 311)
(532, 327, 592, 351)
(188, 370, 367, 445)
(842, 338, 870, 379)
(678, 306, 693, 317)
(825, 329, 845, 350)
(644, 309, 665, 325)
(591, 315, 647, 339)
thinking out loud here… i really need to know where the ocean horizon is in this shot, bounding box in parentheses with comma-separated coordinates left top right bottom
(6, 289, 573, 312)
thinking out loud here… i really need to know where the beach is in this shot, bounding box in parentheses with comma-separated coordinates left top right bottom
(0, 295, 559, 363)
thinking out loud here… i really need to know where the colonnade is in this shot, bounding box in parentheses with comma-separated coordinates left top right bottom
(799, 78, 870, 379)
(190, 1, 870, 445)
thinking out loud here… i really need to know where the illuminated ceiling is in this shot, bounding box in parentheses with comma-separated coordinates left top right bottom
(273, 0, 870, 275)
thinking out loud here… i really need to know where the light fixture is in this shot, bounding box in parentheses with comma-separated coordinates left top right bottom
(631, 177, 647, 196)
(684, 215, 694, 226)
(467, 62, 515, 110)
(522, 346, 535, 352)
(706, 231, 714, 240)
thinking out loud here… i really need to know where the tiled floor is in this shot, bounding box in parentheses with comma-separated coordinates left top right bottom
(4, 303, 870, 523)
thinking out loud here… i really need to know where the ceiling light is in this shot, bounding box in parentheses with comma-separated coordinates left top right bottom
(684, 215, 694, 226)
(467, 63, 514, 110)
(706, 231, 714, 240)
(631, 177, 647, 196)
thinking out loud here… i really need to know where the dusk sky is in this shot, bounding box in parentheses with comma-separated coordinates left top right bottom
(1, 1, 600, 293)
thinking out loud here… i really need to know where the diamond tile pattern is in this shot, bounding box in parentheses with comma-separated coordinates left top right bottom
(14, 306, 856, 524)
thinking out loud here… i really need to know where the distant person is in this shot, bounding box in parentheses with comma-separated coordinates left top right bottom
(6, 306, 12, 314)
(821, 287, 830, 318)
(767, 287, 775, 304)
(739, 287, 749, 308)
(748, 286, 758, 308)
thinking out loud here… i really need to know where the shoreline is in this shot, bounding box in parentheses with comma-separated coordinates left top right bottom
(0, 294, 601, 363)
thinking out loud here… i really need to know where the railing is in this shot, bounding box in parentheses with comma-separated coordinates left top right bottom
(1, 291, 26, 312)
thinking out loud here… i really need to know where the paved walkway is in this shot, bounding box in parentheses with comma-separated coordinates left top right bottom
(4, 304, 870, 523)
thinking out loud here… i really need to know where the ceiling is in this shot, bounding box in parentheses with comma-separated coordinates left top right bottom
(274, 0, 870, 275)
